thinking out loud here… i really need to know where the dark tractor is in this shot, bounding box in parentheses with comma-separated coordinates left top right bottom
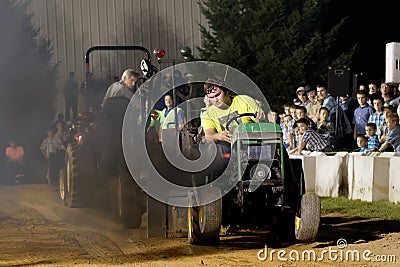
(58, 46, 156, 228)
(187, 113, 321, 245)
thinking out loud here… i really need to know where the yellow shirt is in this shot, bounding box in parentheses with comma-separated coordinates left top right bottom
(201, 95, 261, 133)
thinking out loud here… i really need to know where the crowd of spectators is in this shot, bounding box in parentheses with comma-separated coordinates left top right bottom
(2, 74, 400, 185)
(1, 112, 76, 185)
(273, 82, 400, 154)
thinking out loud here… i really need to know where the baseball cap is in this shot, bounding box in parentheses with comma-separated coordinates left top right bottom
(382, 103, 396, 112)
(296, 87, 306, 94)
(306, 85, 316, 93)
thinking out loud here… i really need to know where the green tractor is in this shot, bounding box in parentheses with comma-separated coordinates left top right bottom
(187, 113, 321, 245)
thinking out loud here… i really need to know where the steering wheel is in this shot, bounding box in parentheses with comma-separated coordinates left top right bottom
(225, 112, 256, 132)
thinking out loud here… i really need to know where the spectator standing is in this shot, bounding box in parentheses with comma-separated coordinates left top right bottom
(306, 86, 322, 122)
(64, 71, 79, 121)
(5, 140, 24, 184)
(80, 72, 98, 112)
(380, 82, 393, 104)
(158, 94, 185, 142)
(296, 87, 311, 108)
(368, 96, 385, 139)
(40, 129, 62, 185)
(367, 83, 379, 106)
(353, 90, 374, 139)
(368, 82, 379, 95)
(317, 84, 337, 122)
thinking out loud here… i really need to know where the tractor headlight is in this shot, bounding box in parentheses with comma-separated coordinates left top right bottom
(74, 133, 84, 145)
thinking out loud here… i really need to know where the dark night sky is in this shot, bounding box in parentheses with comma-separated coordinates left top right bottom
(332, 1, 400, 84)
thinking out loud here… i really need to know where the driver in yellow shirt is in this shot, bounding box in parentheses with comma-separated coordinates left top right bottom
(200, 78, 264, 178)
(201, 78, 264, 143)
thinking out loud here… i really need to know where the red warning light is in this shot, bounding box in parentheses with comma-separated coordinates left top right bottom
(153, 48, 165, 60)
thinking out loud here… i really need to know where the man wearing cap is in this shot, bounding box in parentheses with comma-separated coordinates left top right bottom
(296, 87, 311, 108)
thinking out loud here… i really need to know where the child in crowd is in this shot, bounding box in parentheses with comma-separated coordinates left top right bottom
(269, 111, 281, 126)
(379, 104, 395, 143)
(281, 114, 294, 149)
(281, 104, 291, 118)
(365, 122, 380, 151)
(289, 105, 297, 121)
(295, 105, 317, 129)
(288, 105, 298, 147)
(368, 96, 385, 139)
(317, 107, 335, 135)
(378, 114, 400, 152)
(353, 90, 374, 139)
(356, 135, 368, 152)
(289, 118, 333, 154)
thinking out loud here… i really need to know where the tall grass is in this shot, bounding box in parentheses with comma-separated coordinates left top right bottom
(321, 197, 400, 220)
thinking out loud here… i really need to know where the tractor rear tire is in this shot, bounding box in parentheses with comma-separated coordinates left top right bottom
(62, 143, 93, 208)
(115, 167, 146, 229)
(188, 186, 222, 245)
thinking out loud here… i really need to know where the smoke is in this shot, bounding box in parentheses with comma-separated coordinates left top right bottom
(0, 1, 57, 180)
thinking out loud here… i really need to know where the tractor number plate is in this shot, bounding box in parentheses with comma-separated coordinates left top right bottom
(271, 186, 284, 194)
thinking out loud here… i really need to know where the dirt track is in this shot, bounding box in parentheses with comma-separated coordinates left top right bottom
(0, 184, 399, 267)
